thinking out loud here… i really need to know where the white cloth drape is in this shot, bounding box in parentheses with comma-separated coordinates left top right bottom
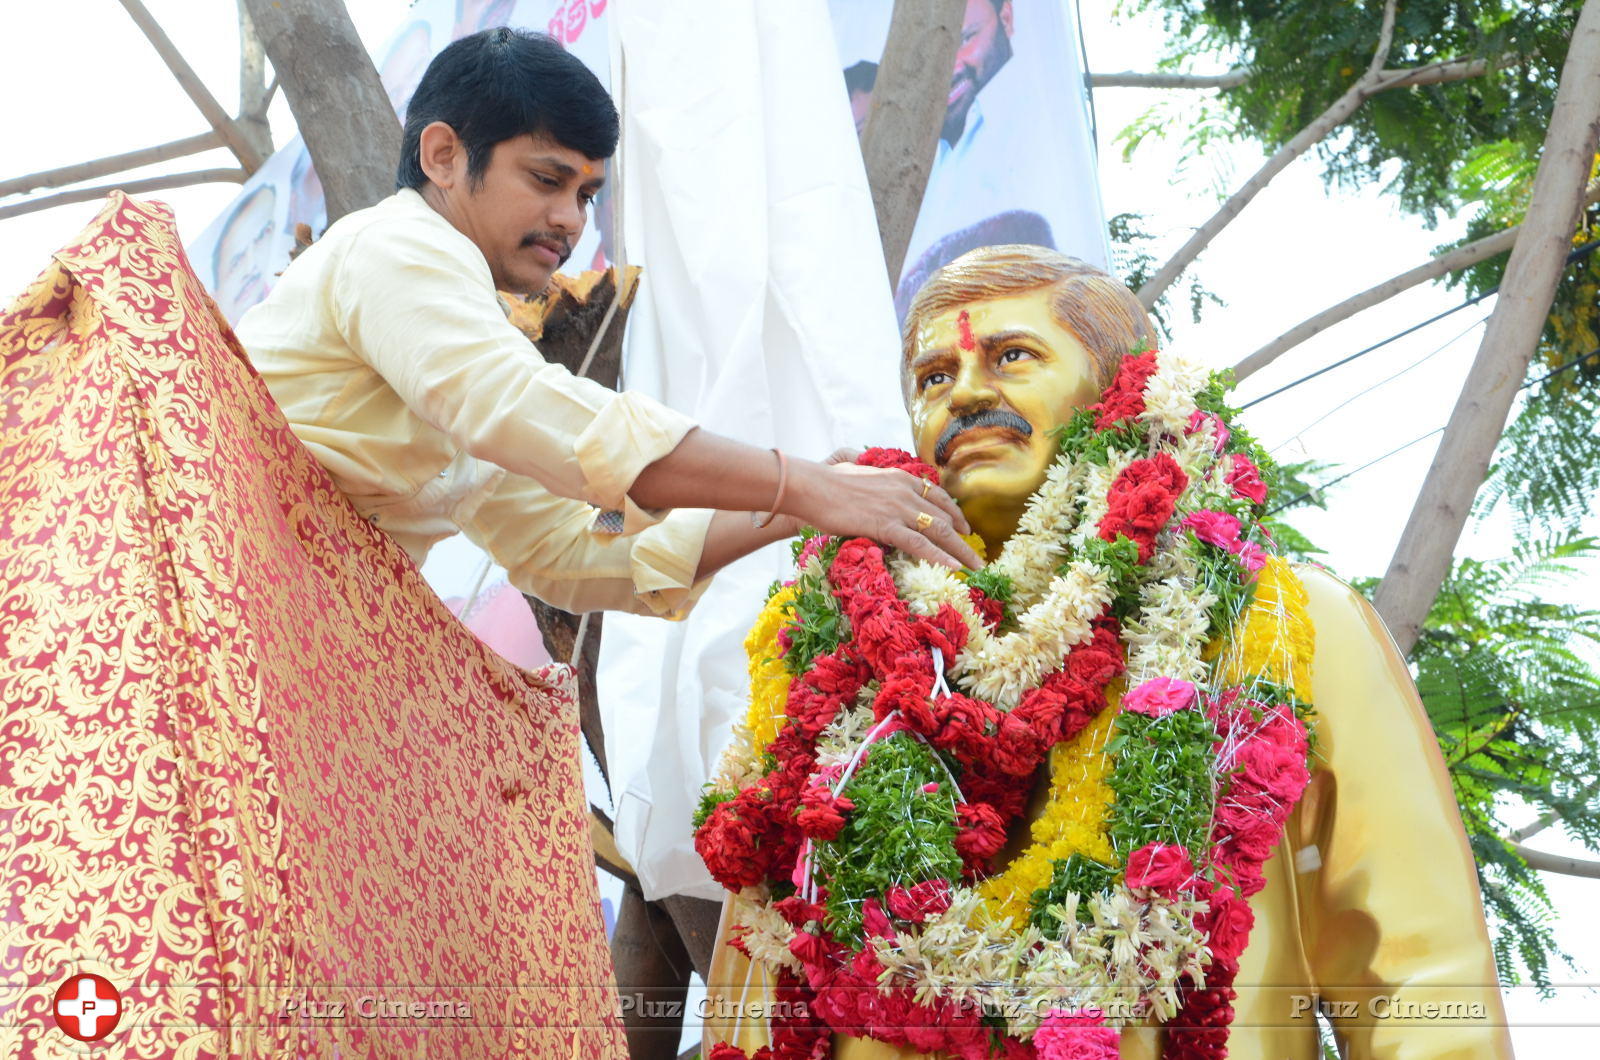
(598, 0, 911, 900)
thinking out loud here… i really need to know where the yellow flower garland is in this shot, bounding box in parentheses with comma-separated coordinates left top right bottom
(976, 693, 1121, 928)
(744, 585, 797, 752)
(1209, 556, 1315, 700)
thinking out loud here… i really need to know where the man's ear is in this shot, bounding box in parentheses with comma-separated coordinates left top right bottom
(418, 121, 463, 190)
(1000, 0, 1014, 37)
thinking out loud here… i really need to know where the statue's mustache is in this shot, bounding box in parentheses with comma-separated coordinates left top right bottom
(934, 409, 1033, 465)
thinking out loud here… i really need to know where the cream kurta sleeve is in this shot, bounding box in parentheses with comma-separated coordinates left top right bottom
(1294, 566, 1513, 1059)
(462, 472, 716, 617)
(328, 206, 695, 533)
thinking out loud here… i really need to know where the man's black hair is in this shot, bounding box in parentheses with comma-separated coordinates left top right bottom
(396, 27, 618, 190)
(843, 60, 878, 96)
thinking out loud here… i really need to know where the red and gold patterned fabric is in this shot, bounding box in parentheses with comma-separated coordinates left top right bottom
(0, 193, 625, 1059)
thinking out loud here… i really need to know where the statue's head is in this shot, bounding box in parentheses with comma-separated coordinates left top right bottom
(901, 245, 1157, 550)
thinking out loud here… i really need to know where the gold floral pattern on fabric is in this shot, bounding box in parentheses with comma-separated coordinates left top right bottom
(0, 193, 624, 1059)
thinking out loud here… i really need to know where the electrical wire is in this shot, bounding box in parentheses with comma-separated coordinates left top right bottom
(1268, 346, 1600, 515)
(1243, 238, 1600, 411)
(1270, 311, 1491, 455)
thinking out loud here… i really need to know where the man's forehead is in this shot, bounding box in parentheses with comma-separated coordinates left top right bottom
(505, 134, 607, 183)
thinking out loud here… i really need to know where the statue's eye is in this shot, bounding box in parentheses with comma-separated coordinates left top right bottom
(998, 347, 1033, 365)
(920, 371, 951, 391)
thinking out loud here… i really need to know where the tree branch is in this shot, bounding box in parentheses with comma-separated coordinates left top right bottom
(0, 132, 223, 198)
(1137, 0, 1403, 309)
(1089, 53, 1521, 92)
(1508, 841, 1600, 878)
(116, 0, 265, 173)
(1508, 777, 1600, 841)
(1374, 0, 1600, 656)
(1089, 69, 1249, 89)
(859, 0, 966, 283)
(1131, 0, 1542, 310)
(235, 0, 274, 163)
(1367, 0, 1401, 79)
(1233, 179, 1600, 381)
(0, 169, 247, 222)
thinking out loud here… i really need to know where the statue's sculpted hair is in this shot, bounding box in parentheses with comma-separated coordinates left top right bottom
(901, 245, 1156, 401)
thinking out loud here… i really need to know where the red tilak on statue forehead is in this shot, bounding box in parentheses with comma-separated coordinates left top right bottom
(957, 310, 976, 351)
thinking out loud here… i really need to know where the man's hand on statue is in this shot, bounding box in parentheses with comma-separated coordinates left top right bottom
(785, 459, 981, 570)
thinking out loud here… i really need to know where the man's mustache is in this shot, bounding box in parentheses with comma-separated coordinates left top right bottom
(934, 409, 1033, 465)
(520, 232, 572, 266)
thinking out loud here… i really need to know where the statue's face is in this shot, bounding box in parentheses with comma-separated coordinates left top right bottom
(907, 292, 1101, 524)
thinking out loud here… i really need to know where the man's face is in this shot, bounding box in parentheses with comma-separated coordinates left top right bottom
(450, 132, 606, 295)
(850, 88, 873, 136)
(906, 292, 1100, 529)
(216, 189, 277, 320)
(945, 0, 1013, 141)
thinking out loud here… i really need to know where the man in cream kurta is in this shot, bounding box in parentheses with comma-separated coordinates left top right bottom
(237, 29, 980, 624)
(239, 185, 715, 618)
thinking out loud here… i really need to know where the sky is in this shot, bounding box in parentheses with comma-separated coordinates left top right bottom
(0, 0, 1593, 1050)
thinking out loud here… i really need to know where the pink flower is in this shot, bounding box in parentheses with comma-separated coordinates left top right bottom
(1034, 1008, 1120, 1060)
(1225, 453, 1268, 504)
(922, 782, 940, 794)
(1236, 540, 1267, 576)
(1186, 410, 1231, 453)
(1124, 842, 1197, 894)
(1181, 510, 1243, 551)
(1121, 676, 1198, 718)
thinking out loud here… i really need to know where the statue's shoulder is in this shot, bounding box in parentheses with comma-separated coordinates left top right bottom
(1286, 561, 1403, 662)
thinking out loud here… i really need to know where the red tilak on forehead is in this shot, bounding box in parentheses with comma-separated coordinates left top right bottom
(957, 309, 976, 351)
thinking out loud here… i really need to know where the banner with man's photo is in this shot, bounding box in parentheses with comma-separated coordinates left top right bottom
(831, 0, 1108, 320)
(186, 0, 1107, 910)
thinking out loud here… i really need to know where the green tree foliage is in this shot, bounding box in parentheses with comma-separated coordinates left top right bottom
(1129, 0, 1582, 222)
(1349, 532, 1600, 989)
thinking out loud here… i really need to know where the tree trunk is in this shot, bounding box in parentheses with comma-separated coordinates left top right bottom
(240, 0, 400, 221)
(858, 0, 966, 283)
(1373, 0, 1600, 655)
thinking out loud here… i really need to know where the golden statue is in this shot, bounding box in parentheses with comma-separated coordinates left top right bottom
(696, 247, 1512, 1060)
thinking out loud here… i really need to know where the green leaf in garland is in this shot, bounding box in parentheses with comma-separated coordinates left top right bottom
(692, 788, 738, 831)
(1028, 853, 1120, 937)
(1105, 709, 1219, 862)
(813, 735, 961, 944)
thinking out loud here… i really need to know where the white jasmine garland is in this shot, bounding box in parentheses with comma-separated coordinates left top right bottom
(866, 884, 1209, 1036)
(1138, 349, 1211, 438)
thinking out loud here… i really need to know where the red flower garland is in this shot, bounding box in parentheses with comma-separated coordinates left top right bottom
(1088, 348, 1160, 429)
(1097, 454, 1189, 564)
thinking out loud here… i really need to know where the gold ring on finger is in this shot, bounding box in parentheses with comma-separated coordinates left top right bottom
(915, 511, 934, 531)
(920, 479, 932, 499)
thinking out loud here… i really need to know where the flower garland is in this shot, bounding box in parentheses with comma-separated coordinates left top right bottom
(697, 348, 1317, 1060)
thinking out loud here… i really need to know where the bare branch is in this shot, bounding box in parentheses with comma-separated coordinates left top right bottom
(0, 132, 222, 198)
(1090, 53, 1520, 92)
(1233, 180, 1600, 381)
(1368, 0, 1401, 78)
(1089, 69, 1249, 89)
(1378, 53, 1526, 88)
(1374, 0, 1600, 655)
(235, 0, 273, 161)
(116, 0, 265, 173)
(1135, 0, 1524, 310)
(0, 169, 247, 222)
(860, 0, 967, 283)
(1508, 840, 1600, 878)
